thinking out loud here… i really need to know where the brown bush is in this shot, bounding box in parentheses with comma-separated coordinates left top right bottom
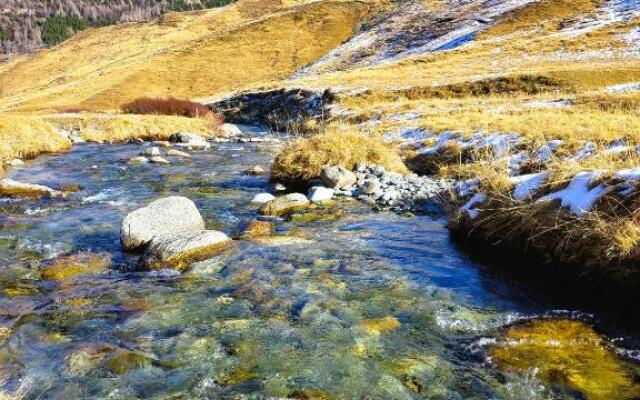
(121, 97, 219, 119)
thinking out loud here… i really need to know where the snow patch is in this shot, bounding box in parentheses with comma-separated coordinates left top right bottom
(462, 192, 487, 219)
(537, 172, 610, 215)
(510, 172, 549, 201)
(605, 81, 640, 94)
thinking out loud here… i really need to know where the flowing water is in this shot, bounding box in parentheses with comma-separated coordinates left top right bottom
(0, 135, 639, 399)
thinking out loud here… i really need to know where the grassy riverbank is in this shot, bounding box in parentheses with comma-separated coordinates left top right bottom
(0, 113, 217, 173)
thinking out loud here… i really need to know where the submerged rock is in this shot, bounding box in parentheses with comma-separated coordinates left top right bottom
(41, 252, 111, 281)
(321, 166, 356, 190)
(166, 149, 192, 158)
(239, 220, 275, 239)
(308, 186, 334, 203)
(149, 156, 170, 164)
(120, 196, 205, 251)
(106, 350, 151, 375)
(259, 193, 310, 216)
(128, 156, 149, 164)
(251, 192, 276, 204)
(0, 179, 62, 199)
(360, 316, 401, 335)
(488, 318, 640, 400)
(140, 230, 231, 271)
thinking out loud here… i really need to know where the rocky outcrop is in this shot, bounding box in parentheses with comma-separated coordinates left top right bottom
(209, 88, 335, 132)
(259, 193, 310, 216)
(0, 179, 62, 199)
(139, 230, 230, 271)
(120, 196, 205, 251)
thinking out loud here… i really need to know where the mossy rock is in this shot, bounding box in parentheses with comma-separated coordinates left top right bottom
(489, 318, 640, 400)
(360, 316, 401, 335)
(289, 205, 343, 223)
(106, 350, 151, 375)
(3, 284, 40, 297)
(239, 220, 275, 239)
(288, 389, 336, 400)
(41, 252, 111, 281)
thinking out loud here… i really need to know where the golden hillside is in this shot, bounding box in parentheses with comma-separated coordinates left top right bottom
(0, 0, 376, 113)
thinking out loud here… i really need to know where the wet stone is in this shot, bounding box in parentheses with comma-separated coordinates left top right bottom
(259, 193, 310, 216)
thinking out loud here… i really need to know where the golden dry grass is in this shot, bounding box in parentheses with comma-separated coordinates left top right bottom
(480, 0, 606, 37)
(0, 113, 219, 172)
(0, 0, 373, 112)
(271, 128, 408, 185)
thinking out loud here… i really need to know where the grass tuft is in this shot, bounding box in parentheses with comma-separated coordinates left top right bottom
(270, 129, 407, 185)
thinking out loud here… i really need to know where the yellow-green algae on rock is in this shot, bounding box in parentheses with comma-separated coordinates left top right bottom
(40, 252, 111, 281)
(488, 318, 640, 400)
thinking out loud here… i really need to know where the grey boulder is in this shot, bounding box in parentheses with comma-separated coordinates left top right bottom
(140, 230, 231, 271)
(120, 196, 205, 251)
(320, 166, 356, 190)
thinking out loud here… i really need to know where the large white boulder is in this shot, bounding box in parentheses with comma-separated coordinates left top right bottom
(140, 230, 230, 271)
(120, 196, 205, 251)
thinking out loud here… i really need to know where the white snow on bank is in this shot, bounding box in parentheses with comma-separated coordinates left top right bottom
(388, 112, 421, 122)
(616, 168, 640, 181)
(570, 142, 598, 160)
(605, 82, 640, 94)
(537, 172, 610, 216)
(384, 127, 432, 144)
(510, 172, 549, 201)
(419, 131, 521, 157)
(535, 140, 564, 162)
(462, 192, 487, 219)
(603, 140, 631, 154)
(523, 99, 571, 109)
(457, 178, 481, 198)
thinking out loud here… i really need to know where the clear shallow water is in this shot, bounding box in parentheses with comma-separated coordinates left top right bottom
(0, 141, 638, 399)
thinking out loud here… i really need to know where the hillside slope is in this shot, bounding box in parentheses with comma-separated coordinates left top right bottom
(0, 0, 233, 54)
(0, 0, 375, 112)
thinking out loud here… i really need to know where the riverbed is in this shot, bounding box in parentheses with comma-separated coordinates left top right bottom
(0, 137, 639, 399)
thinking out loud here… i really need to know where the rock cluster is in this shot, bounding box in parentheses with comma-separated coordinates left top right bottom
(352, 163, 452, 211)
(120, 196, 230, 271)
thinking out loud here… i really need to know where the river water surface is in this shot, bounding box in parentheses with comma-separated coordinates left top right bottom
(1, 136, 639, 399)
